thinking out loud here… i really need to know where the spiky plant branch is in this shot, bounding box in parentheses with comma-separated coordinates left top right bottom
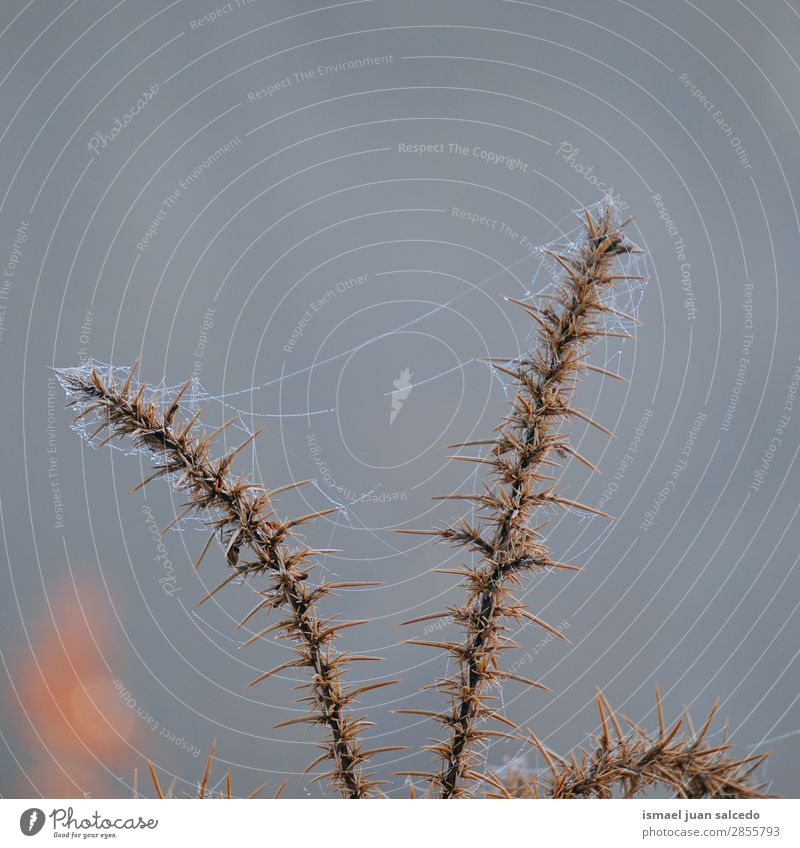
(495, 692, 770, 799)
(56, 365, 396, 798)
(400, 202, 642, 797)
(141, 694, 768, 799)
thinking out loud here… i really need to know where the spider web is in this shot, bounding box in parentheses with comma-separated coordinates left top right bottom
(59, 197, 646, 516)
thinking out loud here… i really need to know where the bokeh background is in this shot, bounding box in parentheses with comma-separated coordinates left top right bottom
(1, 0, 798, 798)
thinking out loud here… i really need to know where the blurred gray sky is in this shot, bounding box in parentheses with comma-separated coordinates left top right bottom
(1, 0, 798, 798)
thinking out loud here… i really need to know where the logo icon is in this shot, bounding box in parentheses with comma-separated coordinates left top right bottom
(389, 368, 413, 424)
(20, 808, 45, 836)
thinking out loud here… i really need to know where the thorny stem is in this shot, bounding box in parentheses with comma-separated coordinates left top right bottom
(57, 366, 379, 798)
(430, 203, 640, 797)
(497, 693, 770, 799)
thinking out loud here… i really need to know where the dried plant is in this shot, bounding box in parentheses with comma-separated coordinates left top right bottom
(140, 694, 768, 800)
(398, 202, 644, 797)
(55, 365, 398, 799)
(496, 691, 769, 799)
(54, 200, 771, 800)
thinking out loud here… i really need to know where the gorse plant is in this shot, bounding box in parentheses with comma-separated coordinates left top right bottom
(499, 691, 768, 799)
(397, 202, 640, 798)
(57, 364, 389, 798)
(56, 200, 770, 799)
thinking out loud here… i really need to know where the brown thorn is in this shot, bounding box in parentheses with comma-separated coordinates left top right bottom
(691, 701, 720, 748)
(564, 445, 602, 475)
(129, 469, 163, 494)
(239, 622, 283, 648)
(194, 531, 217, 573)
(655, 684, 665, 736)
(324, 581, 384, 589)
(196, 570, 240, 606)
(226, 427, 266, 462)
(246, 782, 270, 799)
(287, 507, 339, 526)
(548, 561, 585, 572)
(147, 762, 164, 799)
(398, 611, 451, 627)
(394, 709, 450, 720)
(487, 711, 520, 730)
(165, 380, 192, 423)
(272, 715, 320, 730)
(528, 733, 558, 780)
(246, 660, 301, 688)
(446, 455, 498, 465)
(548, 494, 614, 519)
(498, 672, 552, 691)
(347, 679, 401, 698)
(159, 503, 196, 536)
(599, 303, 642, 324)
(198, 739, 216, 798)
(565, 406, 616, 437)
(580, 362, 628, 382)
(264, 479, 311, 498)
(388, 528, 440, 536)
(303, 751, 332, 775)
(235, 598, 270, 630)
(203, 417, 240, 444)
(519, 610, 571, 642)
(443, 438, 497, 448)
(596, 690, 610, 749)
(596, 690, 624, 742)
(404, 639, 459, 651)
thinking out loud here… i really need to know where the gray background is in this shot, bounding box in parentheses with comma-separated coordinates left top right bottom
(1, 0, 798, 798)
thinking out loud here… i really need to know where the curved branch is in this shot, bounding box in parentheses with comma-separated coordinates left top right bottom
(57, 365, 382, 798)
